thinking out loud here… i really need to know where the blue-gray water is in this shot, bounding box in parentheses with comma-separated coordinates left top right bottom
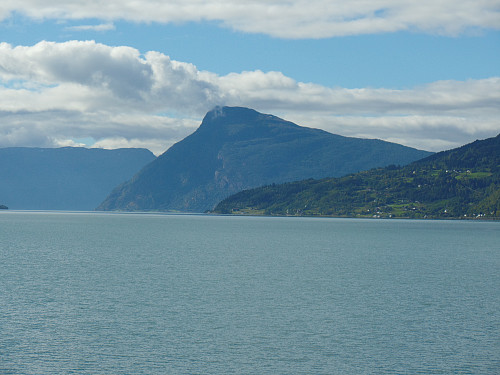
(1, 211, 498, 374)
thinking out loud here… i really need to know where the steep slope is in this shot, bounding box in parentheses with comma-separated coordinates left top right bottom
(98, 106, 431, 212)
(0, 147, 155, 210)
(214, 134, 500, 219)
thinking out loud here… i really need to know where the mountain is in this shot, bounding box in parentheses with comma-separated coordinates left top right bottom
(0, 147, 155, 210)
(98, 106, 431, 212)
(213, 134, 500, 219)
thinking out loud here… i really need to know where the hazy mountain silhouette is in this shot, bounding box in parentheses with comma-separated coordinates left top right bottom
(0, 147, 155, 210)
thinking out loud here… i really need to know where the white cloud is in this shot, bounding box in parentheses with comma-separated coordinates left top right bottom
(65, 23, 116, 32)
(91, 137, 172, 156)
(0, 41, 498, 153)
(0, 0, 499, 38)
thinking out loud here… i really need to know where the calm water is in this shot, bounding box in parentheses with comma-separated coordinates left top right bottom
(0, 212, 498, 374)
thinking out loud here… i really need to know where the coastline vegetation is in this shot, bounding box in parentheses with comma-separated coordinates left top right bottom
(214, 134, 500, 219)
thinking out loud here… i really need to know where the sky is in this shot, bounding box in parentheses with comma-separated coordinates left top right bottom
(0, 1, 499, 155)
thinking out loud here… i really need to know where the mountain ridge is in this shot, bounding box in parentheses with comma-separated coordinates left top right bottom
(98, 106, 432, 212)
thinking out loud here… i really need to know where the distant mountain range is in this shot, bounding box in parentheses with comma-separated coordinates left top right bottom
(98, 106, 431, 212)
(0, 147, 155, 210)
(213, 133, 500, 219)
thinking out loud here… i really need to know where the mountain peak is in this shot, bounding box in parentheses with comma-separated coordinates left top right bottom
(201, 106, 261, 126)
(98, 107, 432, 212)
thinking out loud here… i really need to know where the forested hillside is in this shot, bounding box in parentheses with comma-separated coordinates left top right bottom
(214, 134, 500, 219)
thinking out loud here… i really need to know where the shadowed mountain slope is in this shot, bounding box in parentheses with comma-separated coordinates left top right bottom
(98, 106, 431, 212)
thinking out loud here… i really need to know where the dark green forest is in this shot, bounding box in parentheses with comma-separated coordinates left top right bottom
(214, 134, 500, 219)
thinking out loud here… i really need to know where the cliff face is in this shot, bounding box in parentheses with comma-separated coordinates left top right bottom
(98, 106, 432, 212)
